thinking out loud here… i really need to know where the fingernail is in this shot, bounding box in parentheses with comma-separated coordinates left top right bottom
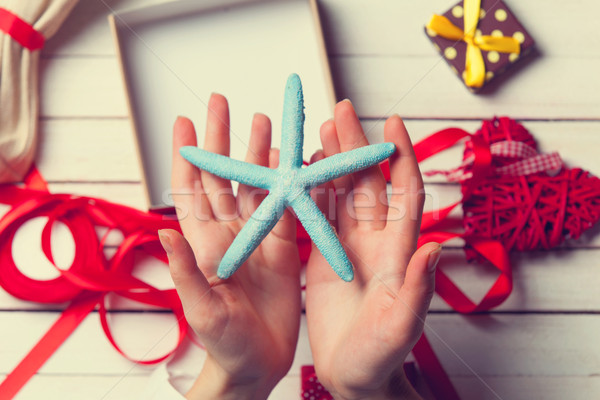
(341, 98, 352, 105)
(310, 150, 324, 163)
(158, 230, 173, 254)
(391, 113, 401, 120)
(427, 244, 442, 272)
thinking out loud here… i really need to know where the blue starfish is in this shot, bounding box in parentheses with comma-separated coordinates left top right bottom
(180, 74, 395, 282)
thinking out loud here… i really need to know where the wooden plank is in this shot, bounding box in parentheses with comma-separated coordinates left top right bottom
(0, 312, 311, 375)
(38, 119, 140, 183)
(34, 118, 600, 250)
(1, 374, 150, 400)
(3, 373, 597, 400)
(450, 376, 600, 400)
(424, 314, 600, 377)
(39, 59, 127, 118)
(46, 183, 147, 209)
(17, 2, 600, 400)
(36, 118, 600, 184)
(1, 180, 598, 311)
(0, 373, 302, 400)
(1, 314, 597, 381)
(0, 311, 187, 376)
(39, 0, 600, 119)
(367, 120, 600, 184)
(332, 56, 600, 119)
(3, 183, 600, 311)
(39, 55, 600, 119)
(43, 0, 165, 57)
(45, 0, 600, 58)
(429, 248, 600, 311)
(319, 0, 600, 57)
(2, 244, 597, 311)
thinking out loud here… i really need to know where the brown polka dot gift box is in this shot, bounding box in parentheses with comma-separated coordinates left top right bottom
(424, 0, 535, 92)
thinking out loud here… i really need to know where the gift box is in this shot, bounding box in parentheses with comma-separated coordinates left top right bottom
(424, 0, 535, 91)
(109, 0, 336, 210)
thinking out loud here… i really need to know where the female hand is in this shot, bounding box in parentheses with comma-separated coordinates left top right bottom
(305, 100, 441, 400)
(159, 94, 302, 400)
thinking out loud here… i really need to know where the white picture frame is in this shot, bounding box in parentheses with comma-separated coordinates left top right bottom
(109, 0, 336, 210)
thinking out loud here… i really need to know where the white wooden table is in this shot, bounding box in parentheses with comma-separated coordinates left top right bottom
(1, 0, 599, 399)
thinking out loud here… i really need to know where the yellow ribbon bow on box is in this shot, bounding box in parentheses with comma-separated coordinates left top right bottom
(426, 0, 520, 88)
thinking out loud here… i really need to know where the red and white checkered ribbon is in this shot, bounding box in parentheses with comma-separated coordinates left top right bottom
(427, 141, 563, 182)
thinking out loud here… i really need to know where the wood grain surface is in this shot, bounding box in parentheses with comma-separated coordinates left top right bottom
(1, 0, 599, 399)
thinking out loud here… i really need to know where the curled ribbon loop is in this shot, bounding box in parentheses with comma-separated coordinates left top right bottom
(426, 0, 520, 88)
(0, 170, 188, 398)
(0, 166, 315, 399)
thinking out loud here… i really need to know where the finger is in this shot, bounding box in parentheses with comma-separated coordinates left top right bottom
(172, 116, 213, 236)
(334, 100, 388, 230)
(383, 116, 424, 255)
(309, 150, 335, 227)
(320, 118, 355, 233)
(159, 229, 215, 321)
(217, 195, 285, 279)
(368, 243, 440, 374)
(320, 119, 352, 192)
(202, 93, 237, 219)
(267, 147, 296, 241)
(395, 243, 440, 333)
(269, 147, 280, 169)
(291, 193, 353, 282)
(237, 113, 271, 219)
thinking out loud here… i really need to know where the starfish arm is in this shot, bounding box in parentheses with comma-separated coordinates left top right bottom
(290, 192, 353, 282)
(217, 193, 286, 279)
(180, 146, 275, 190)
(279, 73, 305, 171)
(299, 142, 396, 189)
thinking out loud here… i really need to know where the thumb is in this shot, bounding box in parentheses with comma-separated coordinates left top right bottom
(158, 229, 212, 313)
(397, 242, 441, 323)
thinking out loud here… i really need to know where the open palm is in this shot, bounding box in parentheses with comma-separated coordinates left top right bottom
(161, 94, 301, 399)
(305, 101, 440, 399)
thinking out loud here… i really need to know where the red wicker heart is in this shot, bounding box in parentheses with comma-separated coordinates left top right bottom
(460, 118, 600, 252)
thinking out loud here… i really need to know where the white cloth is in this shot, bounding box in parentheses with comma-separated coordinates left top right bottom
(0, 0, 78, 182)
(143, 364, 188, 400)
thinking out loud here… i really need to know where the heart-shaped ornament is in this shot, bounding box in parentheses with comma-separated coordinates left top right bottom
(459, 118, 600, 253)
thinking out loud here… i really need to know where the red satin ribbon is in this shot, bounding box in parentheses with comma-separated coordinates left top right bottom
(413, 334, 460, 400)
(0, 168, 186, 399)
(418, 233, 512, 313)
(380, 124, 513, 314)
(0, 166, 317, 399)
(0, 8, 45, 50)
(0, 154, 489, 400)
